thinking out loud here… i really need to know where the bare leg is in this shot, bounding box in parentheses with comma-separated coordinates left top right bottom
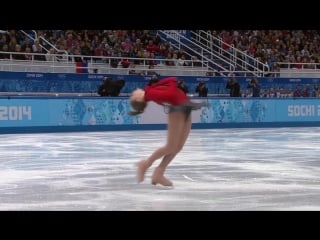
(136, 147, 177, 183)
(151, 111, 192, 186)
(136, 111, 188, 183)
(157, 113, 191, 169)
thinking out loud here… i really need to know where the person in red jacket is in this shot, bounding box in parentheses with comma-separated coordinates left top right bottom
(128, 77, 206, 187)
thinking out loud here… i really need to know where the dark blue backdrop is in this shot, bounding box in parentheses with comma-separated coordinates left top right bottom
(0, 71, 318, 95)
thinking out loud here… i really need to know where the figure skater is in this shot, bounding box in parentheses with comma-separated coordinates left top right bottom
(128, 77, 206, 187)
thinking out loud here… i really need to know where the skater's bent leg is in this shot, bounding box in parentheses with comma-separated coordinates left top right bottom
(151, 111, 191, 186)
(157, 115, 191, 169)
(137, 111, 185, 183)
(136, 160, 150, 183)
(159, 110, 192, 169)
(137, 145, 175, 183)
(145, 111, 186, 166)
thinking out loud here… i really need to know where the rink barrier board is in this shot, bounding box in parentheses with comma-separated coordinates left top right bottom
(0, 96, 320, 134)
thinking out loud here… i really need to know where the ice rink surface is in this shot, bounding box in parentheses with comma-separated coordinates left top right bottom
(1, 127, 320, 211)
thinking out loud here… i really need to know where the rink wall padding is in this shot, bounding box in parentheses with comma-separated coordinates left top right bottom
(1, 96, 320, 134)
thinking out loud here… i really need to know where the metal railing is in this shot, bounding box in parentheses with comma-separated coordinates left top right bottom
(20, 30, 69, 60)
(157, 30, 232, 74)
(1, 50, 320, 77)
(191, 30, 270, 77)
(0, 51, 211, 76)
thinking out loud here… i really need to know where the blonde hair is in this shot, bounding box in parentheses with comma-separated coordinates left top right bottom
(128, 100, 148, 116)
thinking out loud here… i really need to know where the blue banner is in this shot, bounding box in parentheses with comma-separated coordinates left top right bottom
(1, 97, 320, 133)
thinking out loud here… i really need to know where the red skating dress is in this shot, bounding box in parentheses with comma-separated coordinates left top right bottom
(144, 77, 188, 106)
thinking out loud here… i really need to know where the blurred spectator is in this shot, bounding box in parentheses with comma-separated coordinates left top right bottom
(195, 81, 208, 97)
(45, 48, 55, 62)
(226, 78, 241, 97)
(8, 36, 18, 52)
(94, 43, 107, 62)
(165, 52, 174, 66)
(0, 44, 10, 59)
(20, 37, 32, 52)
(98, 77, 125, 97)
(72, 48, 83, 63)
(146, 39, 159, 55)
(139, 64, 160, 77)
(177, 80, 189, 94)
(313, 84, 319, 97)
(303, 84, 312, 97)
(191, 56, 202, 67)
(24, 47, 33, 60)
(146, 64, 159, 76)
(247, 77, 261, 97)
(12, 44, 25, 60)
(293, 84, 303, 97)
(32, 39, 45, 61)
(128, 63, 138, 75)
(177, 54, 188, 66)
(121, 58, 130, 68)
